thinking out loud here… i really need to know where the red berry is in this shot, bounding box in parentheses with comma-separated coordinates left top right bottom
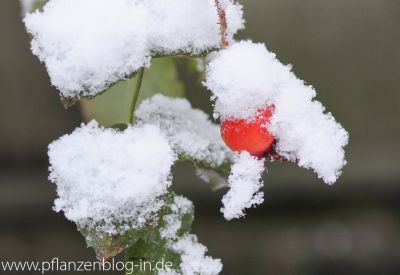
(220, 106, 275, 158)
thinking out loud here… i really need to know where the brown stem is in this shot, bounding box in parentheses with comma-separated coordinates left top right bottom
(214, 0, 229, 48)
(60, 95, 79, 109)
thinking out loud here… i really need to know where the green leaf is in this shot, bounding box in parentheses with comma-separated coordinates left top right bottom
(77, 192, 192, 264)
(77, 191, 221, 274)
(111, 123, 129, 131)
(123, 192, 194, 274)
(29, 0, 47, 12)
(78, 224, 147, 261)
(80, 57, 185, 127)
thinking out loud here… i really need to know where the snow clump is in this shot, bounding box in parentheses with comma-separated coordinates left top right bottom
(48, 121, 176, 234)
(160, 195, 223, 275)
(135, 94, 232, 168)
(24, 0, 244, 97)
(205, 41, 349, 184)
(221, 152, 265, 220)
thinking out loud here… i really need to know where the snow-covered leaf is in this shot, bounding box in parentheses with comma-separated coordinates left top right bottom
(135, 95, 233, 181)
(24, 0, 244, 98)
(48, 121, 176, 235)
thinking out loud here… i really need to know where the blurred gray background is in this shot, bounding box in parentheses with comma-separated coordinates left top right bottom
(1, 0, 400, 274)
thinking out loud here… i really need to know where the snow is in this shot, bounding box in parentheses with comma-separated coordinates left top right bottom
(48, 121, 176, 234)
(172, 234, 223, 275)
(24, 0, 244, 98)
(221, 152, 265, 220)
(205, 41, 349, 184)
(160, 195, 222, 275)
(135, 95, 232, 168)
(25, 0, 350, 268)
(160, 196, 193, 240)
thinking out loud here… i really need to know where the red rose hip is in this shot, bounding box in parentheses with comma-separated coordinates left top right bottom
(220, 106, 275, 158)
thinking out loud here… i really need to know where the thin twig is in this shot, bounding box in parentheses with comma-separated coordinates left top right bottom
(128, 68, 145, 124)
(214, 0, 229, 48)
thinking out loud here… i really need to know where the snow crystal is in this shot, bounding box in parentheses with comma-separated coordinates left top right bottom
(221, 152, 265, 220)
(48, 121, 176, 234)
(24, 0, 244, 97)
(205, 41, 349, 184)
(135, 95, 232, 168)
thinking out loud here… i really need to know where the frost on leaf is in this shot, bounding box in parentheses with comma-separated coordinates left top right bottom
(48, 121, 176, 235)
(221, 152, 265, 220)
(205, 41, 349, 184)
(135, 95, 232, 177)
(23, 0, 244, 98)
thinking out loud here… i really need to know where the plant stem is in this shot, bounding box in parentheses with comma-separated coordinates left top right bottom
(128, 67, 145, 124)
(151, 49, 217, 59)
(214, 0, 229, 48)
